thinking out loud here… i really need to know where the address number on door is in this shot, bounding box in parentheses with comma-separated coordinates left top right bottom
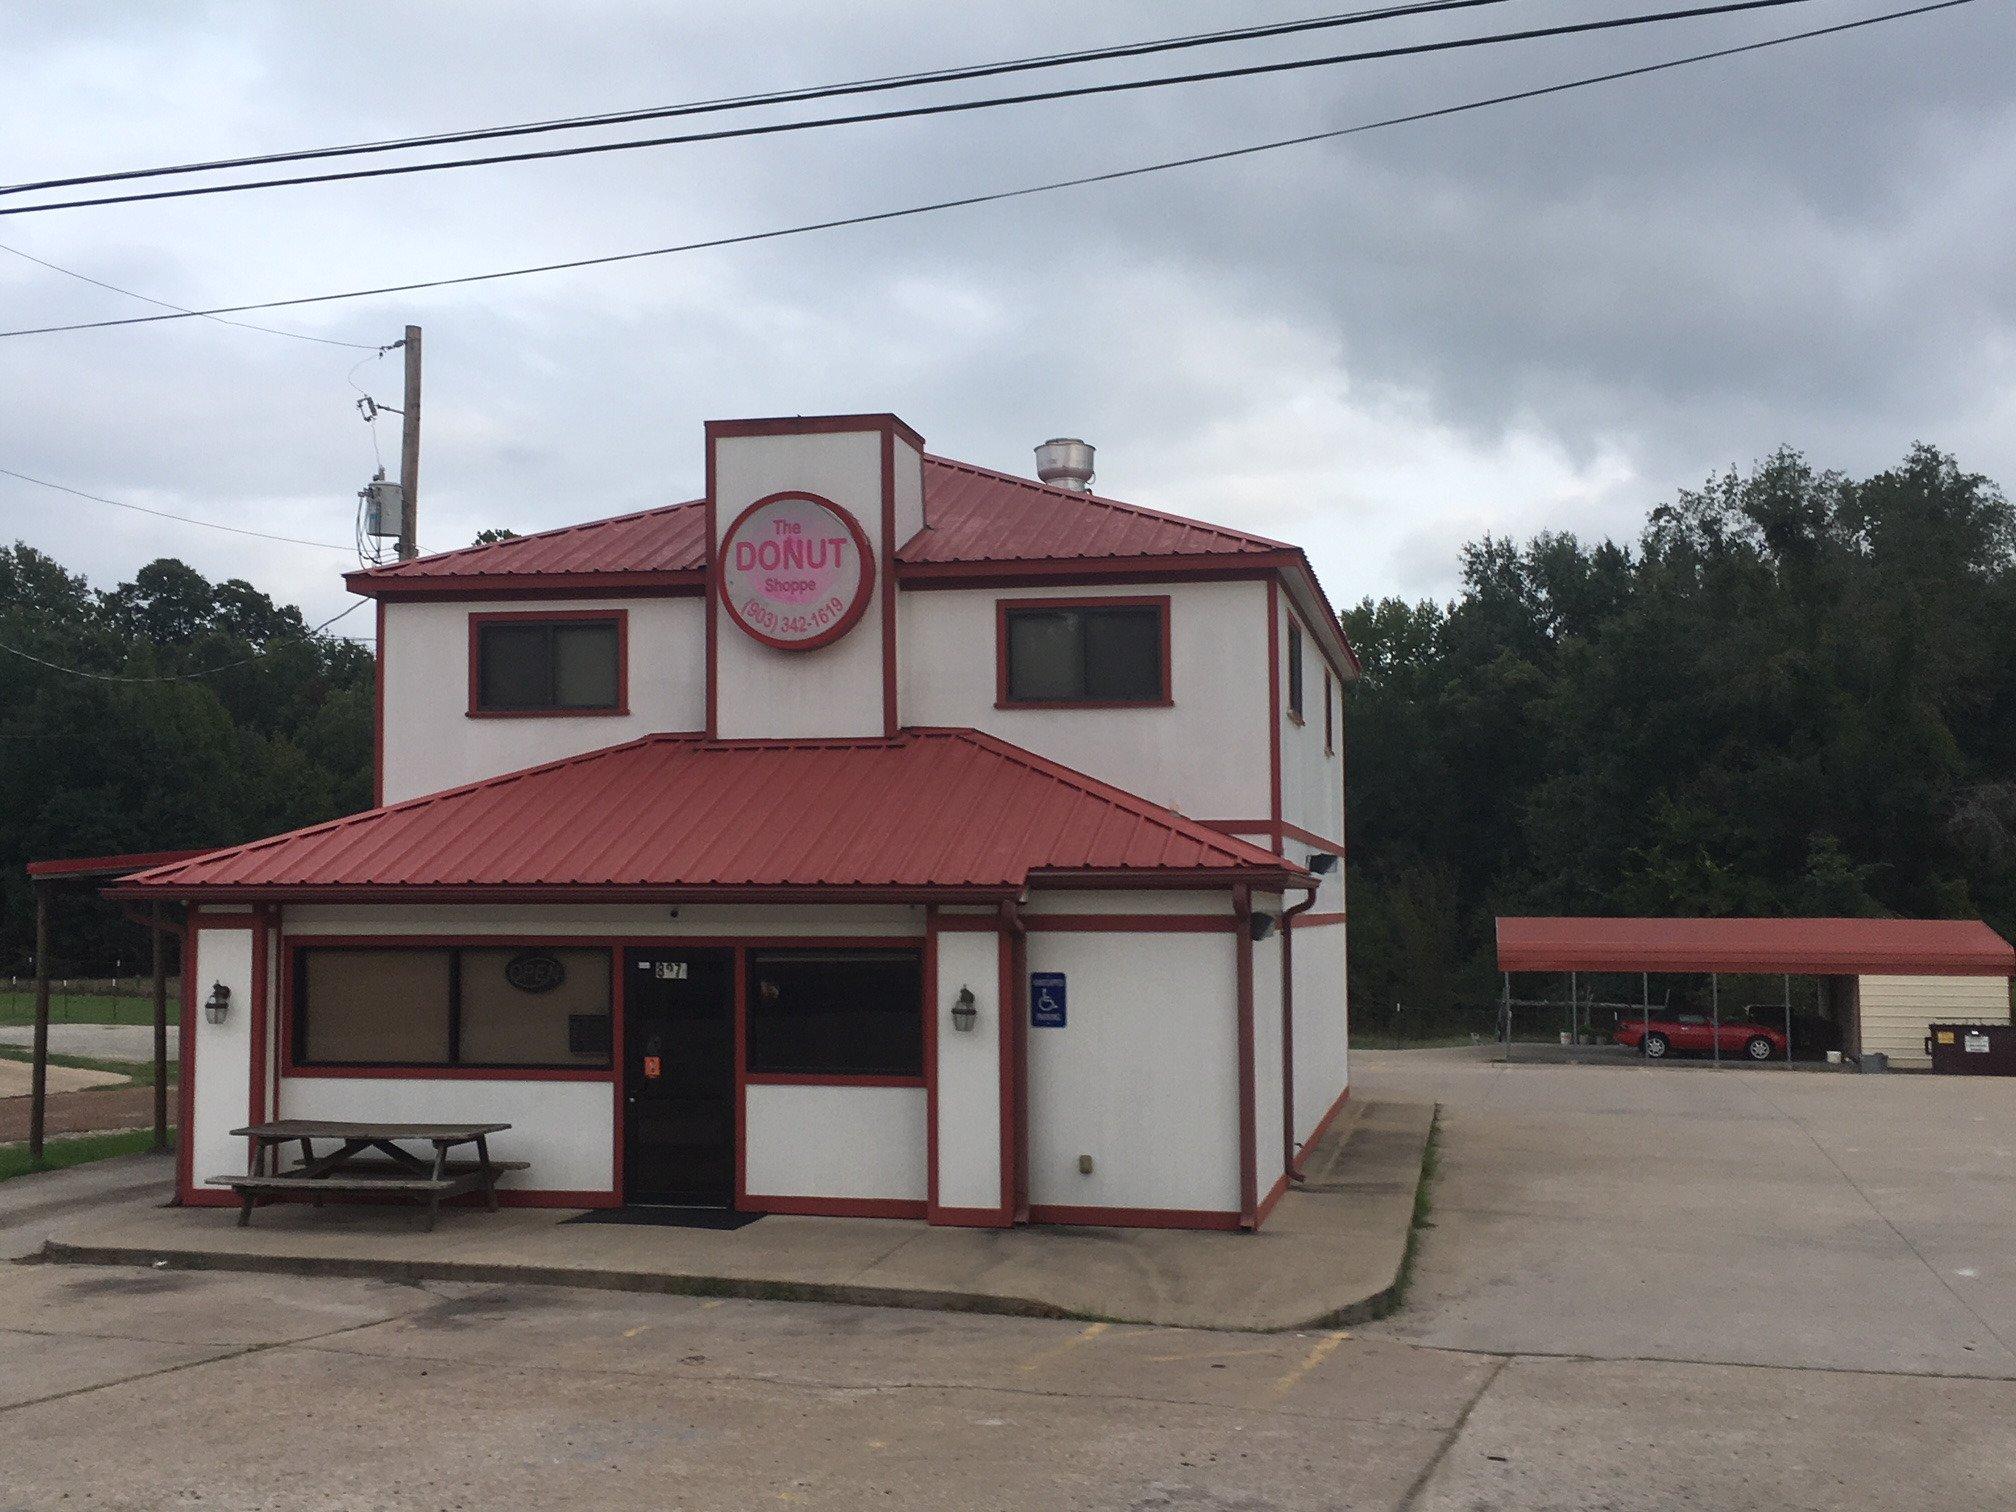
(654, 961, 690, 980)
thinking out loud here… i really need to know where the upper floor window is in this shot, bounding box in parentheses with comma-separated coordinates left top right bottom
(997, 597, 1171, 708)
(469, 611, 626, 717)
(1324, 670, 1335, 754)
(1286, 618, 1304, 721)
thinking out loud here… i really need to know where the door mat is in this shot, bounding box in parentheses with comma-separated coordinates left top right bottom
(563, 1206, 765, 1230)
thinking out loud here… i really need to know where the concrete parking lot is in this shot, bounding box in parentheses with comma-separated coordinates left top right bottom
(0, 1052, 2010, 1509)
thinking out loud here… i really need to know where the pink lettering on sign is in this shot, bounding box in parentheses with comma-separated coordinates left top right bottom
(716, 491, 876, 651)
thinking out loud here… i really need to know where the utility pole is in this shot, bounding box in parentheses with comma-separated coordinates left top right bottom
(396, 324, 422, 561)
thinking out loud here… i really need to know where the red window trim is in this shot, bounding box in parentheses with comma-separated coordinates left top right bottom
(466, 609, 630, 719)
(994, 594, 1174, 710)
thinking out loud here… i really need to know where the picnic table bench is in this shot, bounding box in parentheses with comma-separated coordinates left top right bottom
(208, 1119, 525, 1231)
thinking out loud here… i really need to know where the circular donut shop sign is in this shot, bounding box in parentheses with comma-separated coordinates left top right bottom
(718, 492, 876, 649)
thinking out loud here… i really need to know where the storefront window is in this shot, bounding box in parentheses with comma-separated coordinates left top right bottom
(745, 948, 924, 1078)
(293, 945, 612, 1070)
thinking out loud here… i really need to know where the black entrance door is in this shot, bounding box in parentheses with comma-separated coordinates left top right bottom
(623, 948, 735, 1206)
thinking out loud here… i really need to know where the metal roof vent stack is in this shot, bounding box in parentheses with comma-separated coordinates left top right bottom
(1034, 437, 1095, 492)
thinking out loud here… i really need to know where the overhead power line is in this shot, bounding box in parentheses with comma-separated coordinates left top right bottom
(0, 0, 1971, 342)
(0, 465, 353, 551)
(0, 0, 1515, 197)
(0, 597, 368, 684)
(0, 239, 382, 350)
(0, 0, 1835, 218)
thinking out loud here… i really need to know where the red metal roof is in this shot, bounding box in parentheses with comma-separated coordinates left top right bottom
(347, 499, 710, 588)
(344, 451, 1359, 675)
(112, 729, 1302, 900)
(26, 848, 214, 881)
(900, 456, 1288, 564)
(346, 456, 1288, 592)
(1497, 917, 2016, 977)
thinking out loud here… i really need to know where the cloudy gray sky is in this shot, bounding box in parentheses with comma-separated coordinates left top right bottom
(2, 0, 2009, 638)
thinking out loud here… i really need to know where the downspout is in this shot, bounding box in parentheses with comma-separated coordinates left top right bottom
(1281, 882, 1320, 1181)
(1000, 897, 1030, 1224)
(1233, 884, 1258, 1231)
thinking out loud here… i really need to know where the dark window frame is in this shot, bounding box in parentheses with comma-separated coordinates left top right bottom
(467, 610, 629, 718)
(1323, 670, 1334, 754)
(995, 595, 1174, 709)
(743, 946, 926, 1082)
(287, 942, 615, 1075)
(1285, 616, 1305, 722)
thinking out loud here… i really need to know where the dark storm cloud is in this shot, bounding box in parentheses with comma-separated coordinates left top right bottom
(0, 0, 2009, 627)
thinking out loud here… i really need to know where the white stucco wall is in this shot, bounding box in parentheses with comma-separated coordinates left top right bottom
(1278, 595, 1346, 850)
(933, 926, 1004, 1213)
(743, 1084, 928, 1201)
(902, 579, 1272, 820)
(379, 595, 705, 802)
(711, 427, 896, 740)
(1251, 900, 1286, 1205)
(1858, 974, 2012, 1068)
(189, 926, 255, 1191)
(275, 1076, 615, 1193)
(1291, 920, 1350, 1147)
(1024, 927, 1241, 1215)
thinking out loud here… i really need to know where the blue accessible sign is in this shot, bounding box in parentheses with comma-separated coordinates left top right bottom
(1030, 972, 1067, 1028)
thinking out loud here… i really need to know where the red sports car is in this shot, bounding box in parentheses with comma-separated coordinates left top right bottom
(1615, 1013, 1787, 1061)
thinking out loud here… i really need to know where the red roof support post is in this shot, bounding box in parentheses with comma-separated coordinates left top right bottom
(1234, 884, 1258, 1231)
(1001, 899, 1030, 1224)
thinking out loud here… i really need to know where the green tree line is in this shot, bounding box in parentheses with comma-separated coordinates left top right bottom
(0, 548, 373, 974)
(1344, 444, 2016, 1020)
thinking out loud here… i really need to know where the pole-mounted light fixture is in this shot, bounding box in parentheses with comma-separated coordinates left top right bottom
(1307, 852, 1339, 875)
(203, 982, 231, 1025)
(950, 985, 979, 1033)
(1249, 912, 1278, 942)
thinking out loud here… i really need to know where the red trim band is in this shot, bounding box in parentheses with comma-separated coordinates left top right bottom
(1028, 1204, 1242, 1232)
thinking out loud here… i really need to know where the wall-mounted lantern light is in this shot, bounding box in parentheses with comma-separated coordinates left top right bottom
(204, 982, 232, 1025)
(1307, 852, 1340, 875)
(1248, 912, 1278, 942)
(951, 985, 978, 1033)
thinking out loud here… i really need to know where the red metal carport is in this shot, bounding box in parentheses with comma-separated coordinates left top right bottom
(1495, 916, 2016, 1065)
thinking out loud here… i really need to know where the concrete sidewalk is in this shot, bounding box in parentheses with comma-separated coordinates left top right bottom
(39, 1097, 1432, 1332)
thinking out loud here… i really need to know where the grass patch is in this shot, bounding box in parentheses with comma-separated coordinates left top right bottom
(1349, 1033, 1488, 1051)
(0, 1046, 176, 1089)
(1366, 1104, 1442, 1321)
(0, 989, 175, 1028)
(0, 1126, 169, 1184)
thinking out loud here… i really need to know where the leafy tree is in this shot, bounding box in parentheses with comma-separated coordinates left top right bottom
(0, 547, 374, 972)
(1345, 444, 2016, 1024)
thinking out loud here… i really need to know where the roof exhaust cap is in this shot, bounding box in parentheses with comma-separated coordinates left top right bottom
(1035, 437, 1095, 492)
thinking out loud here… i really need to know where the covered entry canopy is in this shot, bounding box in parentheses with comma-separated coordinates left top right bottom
(1496, 917, 2016, 977)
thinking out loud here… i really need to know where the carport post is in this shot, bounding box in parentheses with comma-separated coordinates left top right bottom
(1783, 973, 1792, 1066)
(1569, 971, 1578, 1046)
(1500, 972, 1511, 1058)
(28, 882, 50, 1159)
(1642, 972, 1650, 1042)
(1711, 973, 1721, 1065)
(150, 904, 169, 1151)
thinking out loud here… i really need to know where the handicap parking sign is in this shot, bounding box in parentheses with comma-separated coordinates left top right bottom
(1030, 972, 1066, 1028)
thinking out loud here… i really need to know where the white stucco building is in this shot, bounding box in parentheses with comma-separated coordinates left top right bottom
(117, 414, 1356, 1230)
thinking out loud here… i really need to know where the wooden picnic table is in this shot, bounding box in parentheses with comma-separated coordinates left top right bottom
(209, 1119, 525, 1231)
